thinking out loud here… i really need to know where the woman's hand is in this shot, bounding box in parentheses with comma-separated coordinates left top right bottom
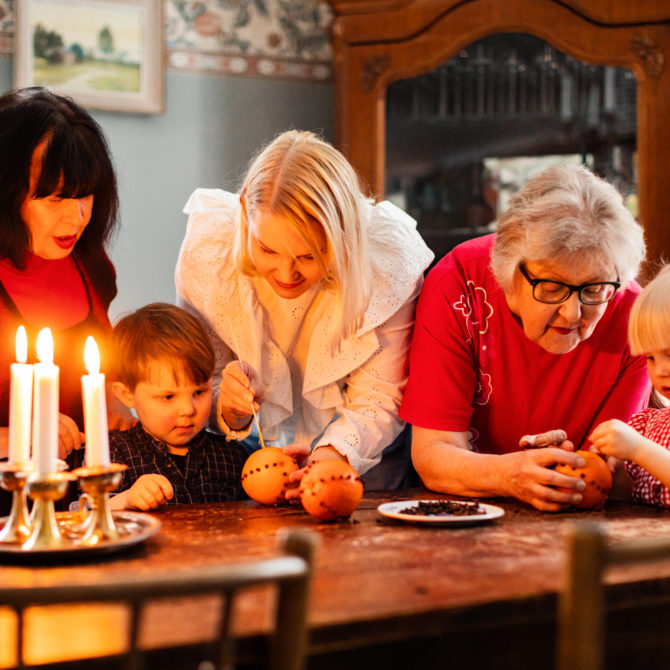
(58, 413, 84, 458)
(106, 386, 137, 431)
(107, 408, 137, 431)
(218, 361, 265, 431)
(518, 429, 571, 449)
(500, 447, 587, 511)
(412, 427, 589, 511)
(110, 474, 174, 511)
(2, 415, 83, 461)
(589, 419, 644, 461)
(284, 444, 349, 501)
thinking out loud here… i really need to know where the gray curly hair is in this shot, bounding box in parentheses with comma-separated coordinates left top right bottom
(490, 163, 645, 292)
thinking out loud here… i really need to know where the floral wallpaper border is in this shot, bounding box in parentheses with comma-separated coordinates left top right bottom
(0, 0, 334, 82)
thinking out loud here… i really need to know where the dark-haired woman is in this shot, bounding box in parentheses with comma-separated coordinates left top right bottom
(0, 87, 124, 473)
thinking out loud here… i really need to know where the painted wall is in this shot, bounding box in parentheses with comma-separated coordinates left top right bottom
(0, 1, 334, 321)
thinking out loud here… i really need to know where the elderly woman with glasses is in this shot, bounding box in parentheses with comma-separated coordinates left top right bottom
(400, 163, 650, 511)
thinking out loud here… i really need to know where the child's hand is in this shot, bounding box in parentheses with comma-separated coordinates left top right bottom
(589, 419, 644, 461)
(125, 474, 174, 510)
(218, 361, 266, 430)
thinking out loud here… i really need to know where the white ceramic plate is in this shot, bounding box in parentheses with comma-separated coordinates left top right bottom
(377, 499, 505, 526)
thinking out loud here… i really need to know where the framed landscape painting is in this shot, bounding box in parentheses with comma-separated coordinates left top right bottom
(14, 0, 164, 114)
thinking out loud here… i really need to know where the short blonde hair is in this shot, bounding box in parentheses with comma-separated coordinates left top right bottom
(112, 303, 215, 391)
(628, 265, 670, 355)
(234, 130, 372, 342)
(491, 163, 645, 292)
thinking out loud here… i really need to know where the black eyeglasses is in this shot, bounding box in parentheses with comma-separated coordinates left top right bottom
(518, 264, 620, 305)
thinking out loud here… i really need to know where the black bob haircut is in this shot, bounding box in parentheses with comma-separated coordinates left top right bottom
(0, 86, 119, 268)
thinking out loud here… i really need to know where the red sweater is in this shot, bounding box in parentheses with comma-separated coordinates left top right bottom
(0, 248, 117, 429)
(400, 234, 650, 453)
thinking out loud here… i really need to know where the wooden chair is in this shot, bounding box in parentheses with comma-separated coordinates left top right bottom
(557, 520, 670, 670)
(0, 528, 317, 670)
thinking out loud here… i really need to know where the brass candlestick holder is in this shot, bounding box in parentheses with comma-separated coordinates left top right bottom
(0, 463, 34, 544)
(28, 459, 69, 526)
(70, 463, 128, 545)
(0, 462, 160, 558)
(24, 472, 75, 550)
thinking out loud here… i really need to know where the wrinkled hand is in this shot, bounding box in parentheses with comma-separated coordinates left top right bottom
(519, 429, 569, 449)
(58, 413, 84, 459)
(502, 447, 587, 511)
(589, 419, 643, 461)
(284, 444, 348, 501)
(125, 474, 174, 510)
(218, 361, 265, 431)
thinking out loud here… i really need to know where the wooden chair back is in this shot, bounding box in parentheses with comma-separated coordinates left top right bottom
(557, 520, 670, 670)
(0, 528, 317, 670)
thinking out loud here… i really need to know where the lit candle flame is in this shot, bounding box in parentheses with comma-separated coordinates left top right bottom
(84, 336, 100, 375)
(15, 325, 27, 364)
(36, 327, 54, 364)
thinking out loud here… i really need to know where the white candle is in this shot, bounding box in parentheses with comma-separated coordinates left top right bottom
(8, 326, 33, 466)
(32, 328, 59, 476)
(81, 336, 110, 468)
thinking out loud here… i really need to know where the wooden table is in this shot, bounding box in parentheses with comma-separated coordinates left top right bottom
(3, 490, 670, 669)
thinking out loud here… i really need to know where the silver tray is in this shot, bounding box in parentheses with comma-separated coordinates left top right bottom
(0, 511, 161, 558)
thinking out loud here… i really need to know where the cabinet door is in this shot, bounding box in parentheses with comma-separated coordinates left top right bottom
(328, 0, 670, 275)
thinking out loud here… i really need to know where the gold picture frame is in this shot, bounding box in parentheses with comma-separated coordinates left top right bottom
(14, 0, 164, 114)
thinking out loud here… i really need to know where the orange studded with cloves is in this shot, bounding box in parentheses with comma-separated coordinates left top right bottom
(241, 447, 299, 505)
(299, 460, 364, 521)
(554, 450, 613, 509)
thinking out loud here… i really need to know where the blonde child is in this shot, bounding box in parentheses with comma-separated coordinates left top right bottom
(590, 266, 670, 506)
(69, 303, 246, 510)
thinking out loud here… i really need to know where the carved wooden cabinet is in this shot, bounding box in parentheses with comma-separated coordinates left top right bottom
(326, 0, 670, 274)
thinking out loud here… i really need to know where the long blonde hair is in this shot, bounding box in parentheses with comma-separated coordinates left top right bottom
(234, 130, 373, 342)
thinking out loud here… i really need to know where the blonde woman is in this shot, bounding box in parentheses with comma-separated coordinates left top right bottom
(175, 130, 433, 490)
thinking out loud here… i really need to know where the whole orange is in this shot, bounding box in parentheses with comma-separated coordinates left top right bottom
(241, 447, 299, 505)
(299, 460, 364, 521)
(554, 450, 612, 509)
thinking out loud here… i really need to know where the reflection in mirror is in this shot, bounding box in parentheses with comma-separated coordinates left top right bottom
(385, 33, 637, 263)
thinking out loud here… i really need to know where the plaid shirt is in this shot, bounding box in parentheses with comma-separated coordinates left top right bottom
(68, 424, 246, 504)
(626, 406, 670, 508)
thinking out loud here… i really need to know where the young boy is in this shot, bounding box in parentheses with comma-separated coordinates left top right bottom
(94, 302, 245, 510)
